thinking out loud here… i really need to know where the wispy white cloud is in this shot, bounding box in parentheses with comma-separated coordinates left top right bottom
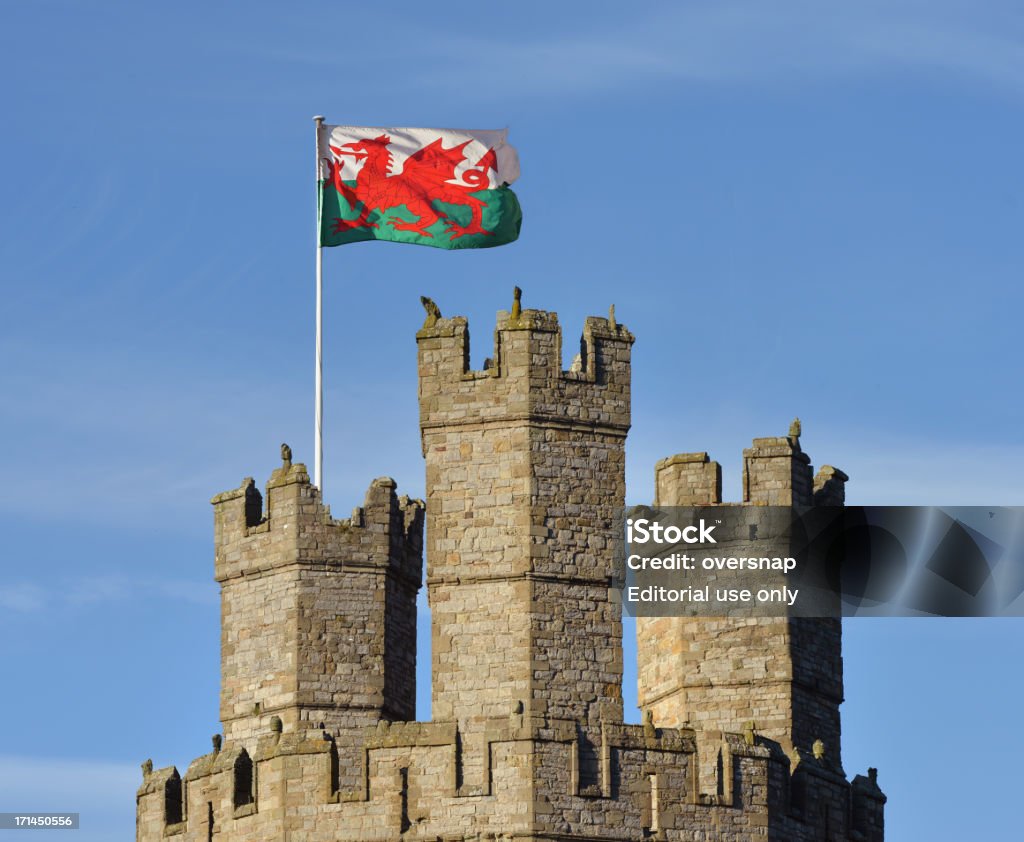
(323, 0, 1024, 99)
(0, 583, 47, 613)
(0, 575, 216, 614)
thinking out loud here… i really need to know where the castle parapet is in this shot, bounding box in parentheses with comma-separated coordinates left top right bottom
(138, 716, 876, 842)
(417, 306, 633, 446)
(211, 455, 424, 743)
(212, 465, 422, 585)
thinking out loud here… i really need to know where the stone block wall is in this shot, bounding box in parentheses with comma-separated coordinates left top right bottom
(212, 462, 423, 744)
(417, 305, 633, 729)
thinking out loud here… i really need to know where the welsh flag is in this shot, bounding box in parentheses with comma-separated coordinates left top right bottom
(318, 125, 522, 250)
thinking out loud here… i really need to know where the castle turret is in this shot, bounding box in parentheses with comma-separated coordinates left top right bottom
(417, 294, 633, 729)
(637, 431, 878, 840)
(211, 454, 423, 744)
(640, 431, 847, 767)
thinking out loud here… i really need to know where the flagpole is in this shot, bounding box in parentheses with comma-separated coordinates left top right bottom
(313, 115, 325, 493)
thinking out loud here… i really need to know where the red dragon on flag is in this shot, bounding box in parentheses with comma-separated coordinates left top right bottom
(318, 126, 521, 250)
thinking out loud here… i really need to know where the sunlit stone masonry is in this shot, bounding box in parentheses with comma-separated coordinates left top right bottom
(136, 292, 885, 841)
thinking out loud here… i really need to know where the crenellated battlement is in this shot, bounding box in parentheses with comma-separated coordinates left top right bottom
(212, 452, 424, 744)
(654, 425, 848, 509)
(138, 715, 883, 842)
(212, 464, 423, 585)
(417, 296, 634, 453)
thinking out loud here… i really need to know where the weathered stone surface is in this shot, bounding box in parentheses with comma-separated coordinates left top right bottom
(137, 300, 884, 841)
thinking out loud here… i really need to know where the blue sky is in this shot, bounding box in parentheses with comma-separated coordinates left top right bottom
(1, 1, 1023, 838)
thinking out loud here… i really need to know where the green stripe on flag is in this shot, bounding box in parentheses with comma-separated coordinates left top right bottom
(319, 181, 522, 250)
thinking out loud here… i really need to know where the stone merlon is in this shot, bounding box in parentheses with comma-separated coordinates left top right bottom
(417, 306, 634, 455)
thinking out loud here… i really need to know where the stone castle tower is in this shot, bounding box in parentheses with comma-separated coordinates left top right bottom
(136, 295, 886, 841)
